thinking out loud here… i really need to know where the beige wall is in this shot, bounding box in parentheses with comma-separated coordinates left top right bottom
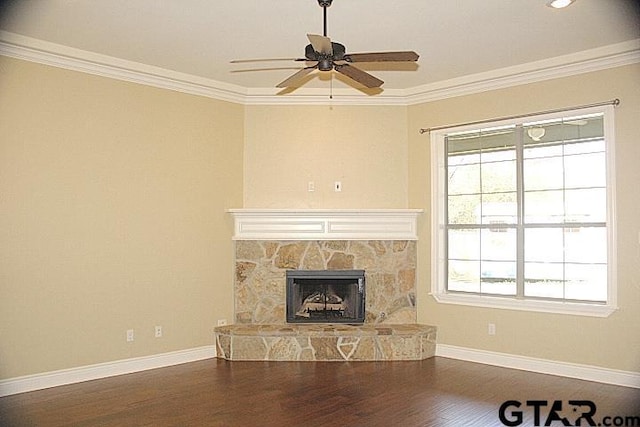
(243, 105, 408, 208)
(409, 64, 640, 372)
(0, 57, 244, 378)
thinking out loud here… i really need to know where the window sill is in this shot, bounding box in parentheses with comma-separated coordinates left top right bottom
(431, 292, 618, 317)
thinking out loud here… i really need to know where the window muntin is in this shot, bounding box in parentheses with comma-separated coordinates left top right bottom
(432, 108, 616, 316)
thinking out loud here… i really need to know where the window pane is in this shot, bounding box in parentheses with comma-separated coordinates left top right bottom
(524, 190, 564, 223)
(524, 156, 563, 191)
(483, 149, 515, 162)
(447, 133, 481, 156)
(481, 264, 516, 295)
(479, 228, 516, 295)
(525, 227, 565, 296)
(525, 278, 564, 299)
(524, 121, 565, 150)
(565, 152, 606, 189)
(448, 152, 480, 166)
(481, 160, 516, 193)
(524, 262, 564, 298)
(565, 227, 607, 264)
(525, 228, 563, 262)
(524, 144, 563, 159)
(448, 260, 479, 292)
(564, 139, 604, 155)
(482, 228, 516, 260)
(448, 194, 481, 225)
(481, 194, 517, 225)
(480, 128, 516, 155)
(565, 264, 607, 302)
(565, 188, 606, 222)
(525, 261, 564, 282)
(563, 115, 604, 142)
(448, 229, 480, 260)
(448, 163, 480, 195)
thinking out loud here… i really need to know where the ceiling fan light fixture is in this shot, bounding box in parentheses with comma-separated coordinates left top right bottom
(546, 0, 576, 9)
(318, 57, 333, 71)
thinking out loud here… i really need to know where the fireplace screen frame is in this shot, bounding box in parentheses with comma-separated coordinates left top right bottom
(286, 269, 366, 324)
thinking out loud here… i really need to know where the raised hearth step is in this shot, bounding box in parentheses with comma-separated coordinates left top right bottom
(214, 323, 436, 362)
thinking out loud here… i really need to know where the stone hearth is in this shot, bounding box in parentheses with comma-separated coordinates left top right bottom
(215, 324, 436, 361)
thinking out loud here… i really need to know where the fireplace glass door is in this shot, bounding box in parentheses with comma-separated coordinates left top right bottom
(286, 270, 365, 324)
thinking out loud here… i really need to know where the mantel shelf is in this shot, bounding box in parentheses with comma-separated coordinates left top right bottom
(227, 209, 423, 241)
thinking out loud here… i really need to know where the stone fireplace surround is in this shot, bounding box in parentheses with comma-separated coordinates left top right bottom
(214, 209, 437, 361)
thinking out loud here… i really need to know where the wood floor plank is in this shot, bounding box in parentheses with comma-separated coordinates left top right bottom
(1, 357, 638, 426)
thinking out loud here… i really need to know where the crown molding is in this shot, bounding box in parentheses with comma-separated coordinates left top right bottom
(404, 39, 640, 105)
(1, 31, 638, 107)
(0, 31, 249, 104)
(242, 87, 410, 106)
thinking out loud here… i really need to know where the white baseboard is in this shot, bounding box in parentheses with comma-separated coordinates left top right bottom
(3, 344, 637, 397)
(436, 344, 640, 389)
(0, 345, 216, 397)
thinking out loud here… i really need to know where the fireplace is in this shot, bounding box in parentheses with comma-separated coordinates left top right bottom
(286, 270, 365, 324)
(233, 239, 419, 325)
(220, 210, 436, 361)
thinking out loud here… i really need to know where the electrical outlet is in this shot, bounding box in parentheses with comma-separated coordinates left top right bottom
(217, 319, 227, 326)
(334, 181, 342, 192)
(488, 323, 496, 336)
(155, 325, 162, 338)
(126, 329, 134, 342)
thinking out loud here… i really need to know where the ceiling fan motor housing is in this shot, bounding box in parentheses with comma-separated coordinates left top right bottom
(305, 42, 346, 71)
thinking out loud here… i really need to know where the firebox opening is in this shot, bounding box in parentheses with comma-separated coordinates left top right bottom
(286, 270, 365, 324)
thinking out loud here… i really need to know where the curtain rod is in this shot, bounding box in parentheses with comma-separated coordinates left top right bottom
(419, 98, 620, 134)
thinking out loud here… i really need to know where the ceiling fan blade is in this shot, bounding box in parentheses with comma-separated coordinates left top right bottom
(307, 34, 333, 55)
(276, 66, 317, 88)
(334, 64, 383, 88)
(344, 51, 419, 63)
(231, 67, 307, 73)
(230, 58, 303, 63)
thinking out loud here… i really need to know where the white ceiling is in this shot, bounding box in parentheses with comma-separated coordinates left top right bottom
(0, 0, 638, 94)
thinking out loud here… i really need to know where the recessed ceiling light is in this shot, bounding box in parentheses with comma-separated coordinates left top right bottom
(547, 0, 576, 8)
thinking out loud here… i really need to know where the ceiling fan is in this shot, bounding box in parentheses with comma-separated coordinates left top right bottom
(231, 0, 419, 90)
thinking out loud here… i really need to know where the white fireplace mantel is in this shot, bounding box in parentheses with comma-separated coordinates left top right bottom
(227, 209, 423, 241)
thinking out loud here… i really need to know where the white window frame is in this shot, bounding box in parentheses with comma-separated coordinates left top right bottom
(430, 105, 617, 317)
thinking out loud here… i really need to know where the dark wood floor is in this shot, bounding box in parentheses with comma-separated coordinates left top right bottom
(1, 357, 638, 426)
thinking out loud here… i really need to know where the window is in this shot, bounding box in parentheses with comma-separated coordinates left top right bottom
(430, 106, 617, 316)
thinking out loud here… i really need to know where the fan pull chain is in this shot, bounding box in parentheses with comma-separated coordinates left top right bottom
(330, 73, 333, 99)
